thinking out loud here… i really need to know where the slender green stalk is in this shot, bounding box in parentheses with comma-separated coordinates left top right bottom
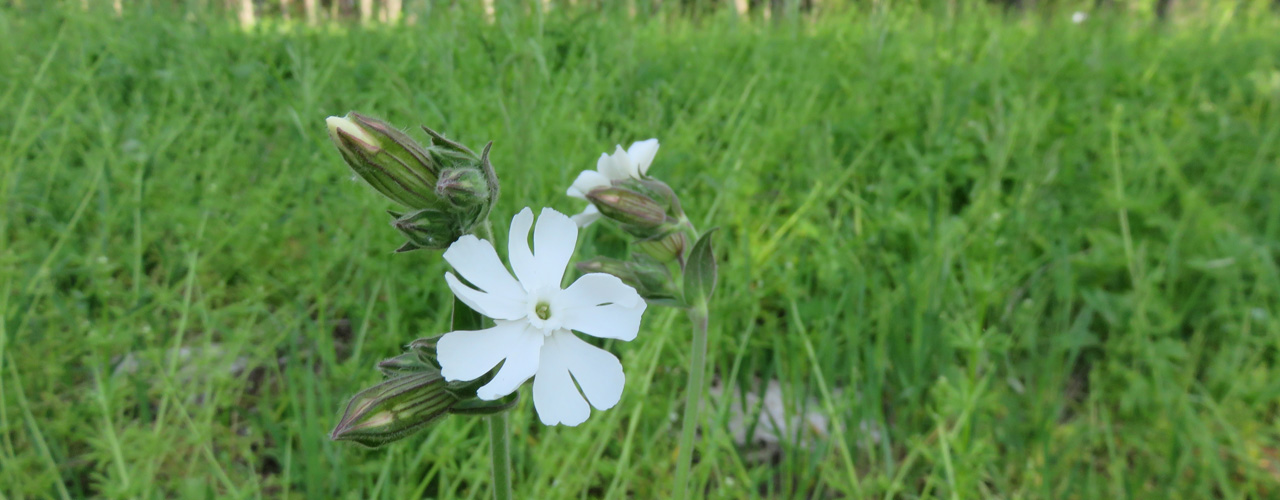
(488, 413, 513, 500)
(471, 220, 512, 500)
(673, 307, 709, 499)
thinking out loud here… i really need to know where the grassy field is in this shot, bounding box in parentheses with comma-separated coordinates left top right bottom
(3, 2, 1280, 498)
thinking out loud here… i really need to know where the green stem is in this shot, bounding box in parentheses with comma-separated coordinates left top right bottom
(488, 412, 513, 500)
(471, 220, 512, 500)
(673, 307, 709, 499)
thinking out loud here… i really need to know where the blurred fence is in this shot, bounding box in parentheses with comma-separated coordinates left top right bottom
(7, 0, 1277, 26)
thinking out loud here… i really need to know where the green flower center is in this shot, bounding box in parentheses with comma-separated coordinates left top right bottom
(535, 302, 551, 320)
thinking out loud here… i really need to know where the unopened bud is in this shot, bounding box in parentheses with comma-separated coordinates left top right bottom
(587, 187, 668, 230)
(622, 178, 684, 219)
(576, 257, 636, 280)
(327, 113, 441, 210)
(436, 167, 491, 209)
(388, 209, 465, 252)
(377, 350, 435, 377)
(636, 229, 690, 265)
(330, 370, 458, 447)
(577, 255, 680, 305)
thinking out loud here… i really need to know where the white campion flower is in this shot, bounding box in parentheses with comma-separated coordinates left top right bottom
(1072, 11, 1087, 23)
(565, 139, 660, 227)
(436, 207, 647, 426)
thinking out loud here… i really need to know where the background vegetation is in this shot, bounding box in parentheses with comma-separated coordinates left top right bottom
(2, 1, 1279, 498)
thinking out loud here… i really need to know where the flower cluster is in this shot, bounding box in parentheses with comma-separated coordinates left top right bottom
(326, 114, 696, 445)
(326, 113, 715, 458)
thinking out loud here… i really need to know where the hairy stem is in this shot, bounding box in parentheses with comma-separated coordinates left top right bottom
(488, 413, 513, 500)
(471, 220, 512, 500)
(673, 307, 709, 499)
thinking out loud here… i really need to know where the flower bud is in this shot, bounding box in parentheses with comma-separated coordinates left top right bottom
(622, 178, 684, 219)
(577, 255, 680, 306)
(575, 257, 635, 280)
(586, 187, 668, 230)
(327, 113, 442, 210)
(330, 370, 459, 448)
(636, 228, 690, 265)
(377, 350, 435, 377)
(436, 167, 491, 209)
(326, 114, 500, 227)
(388, 209, 465, 252)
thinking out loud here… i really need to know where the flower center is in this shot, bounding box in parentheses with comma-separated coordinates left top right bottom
(525, 289, 563, 334)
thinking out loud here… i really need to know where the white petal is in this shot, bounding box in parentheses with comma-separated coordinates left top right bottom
(531, 208, 578, 290)
(442, 235, 524, 300)
(507, 208, 539, 293)
(626, 139, 659, 176)
(476, 325, 544, 400)
(445, 273, 525, 321)
(532, 333, 590, 426)
(556, 273, 646, 341)
(567, 170, 611, 199)
(558, 273, 644, 308)
(597, 147, 633, 181)
(554, 331, 625, 410)
(437, 321, 527, 382)
(571, 205, 602, 228)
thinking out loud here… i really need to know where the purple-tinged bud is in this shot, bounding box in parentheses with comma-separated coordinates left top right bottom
(326, 114, 500, 231)
(327, 113, 441, 210)
(586, 187, 668, 229)
(377, 351, 435, 377)
(623, 178, 684, 219)
(330, 371, 458, 448)
(436, 167, 491, 209)
(389, 208, 464, 252)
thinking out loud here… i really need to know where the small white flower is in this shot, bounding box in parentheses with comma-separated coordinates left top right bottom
(565, 139, 660, 227)
(436, 207, 647, 426)
(1072, 11, 1087, 23)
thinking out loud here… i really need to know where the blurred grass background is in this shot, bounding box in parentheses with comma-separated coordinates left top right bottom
(3, 0, 1280, 498)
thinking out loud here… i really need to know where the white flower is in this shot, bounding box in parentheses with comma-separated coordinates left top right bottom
(565, 139, 660, 227)
(1072, 11, 1087, 23)
(436, 207, 647, 426)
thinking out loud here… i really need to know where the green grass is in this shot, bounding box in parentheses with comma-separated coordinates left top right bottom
(3, 1, 1280, 498)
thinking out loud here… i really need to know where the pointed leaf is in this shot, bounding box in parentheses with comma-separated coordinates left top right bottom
(682, 228, 719, 309)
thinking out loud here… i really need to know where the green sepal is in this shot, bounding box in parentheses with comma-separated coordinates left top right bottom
(394, 241, 422, 253)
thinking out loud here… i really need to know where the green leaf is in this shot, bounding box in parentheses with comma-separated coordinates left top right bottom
(682, 228, 719, 309)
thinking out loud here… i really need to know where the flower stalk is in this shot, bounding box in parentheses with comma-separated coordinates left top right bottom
(564, 139, 719, 497)
(673, 306, 709, 500)
(488, 413, 513, 500)
(467, 222, 513, 500)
